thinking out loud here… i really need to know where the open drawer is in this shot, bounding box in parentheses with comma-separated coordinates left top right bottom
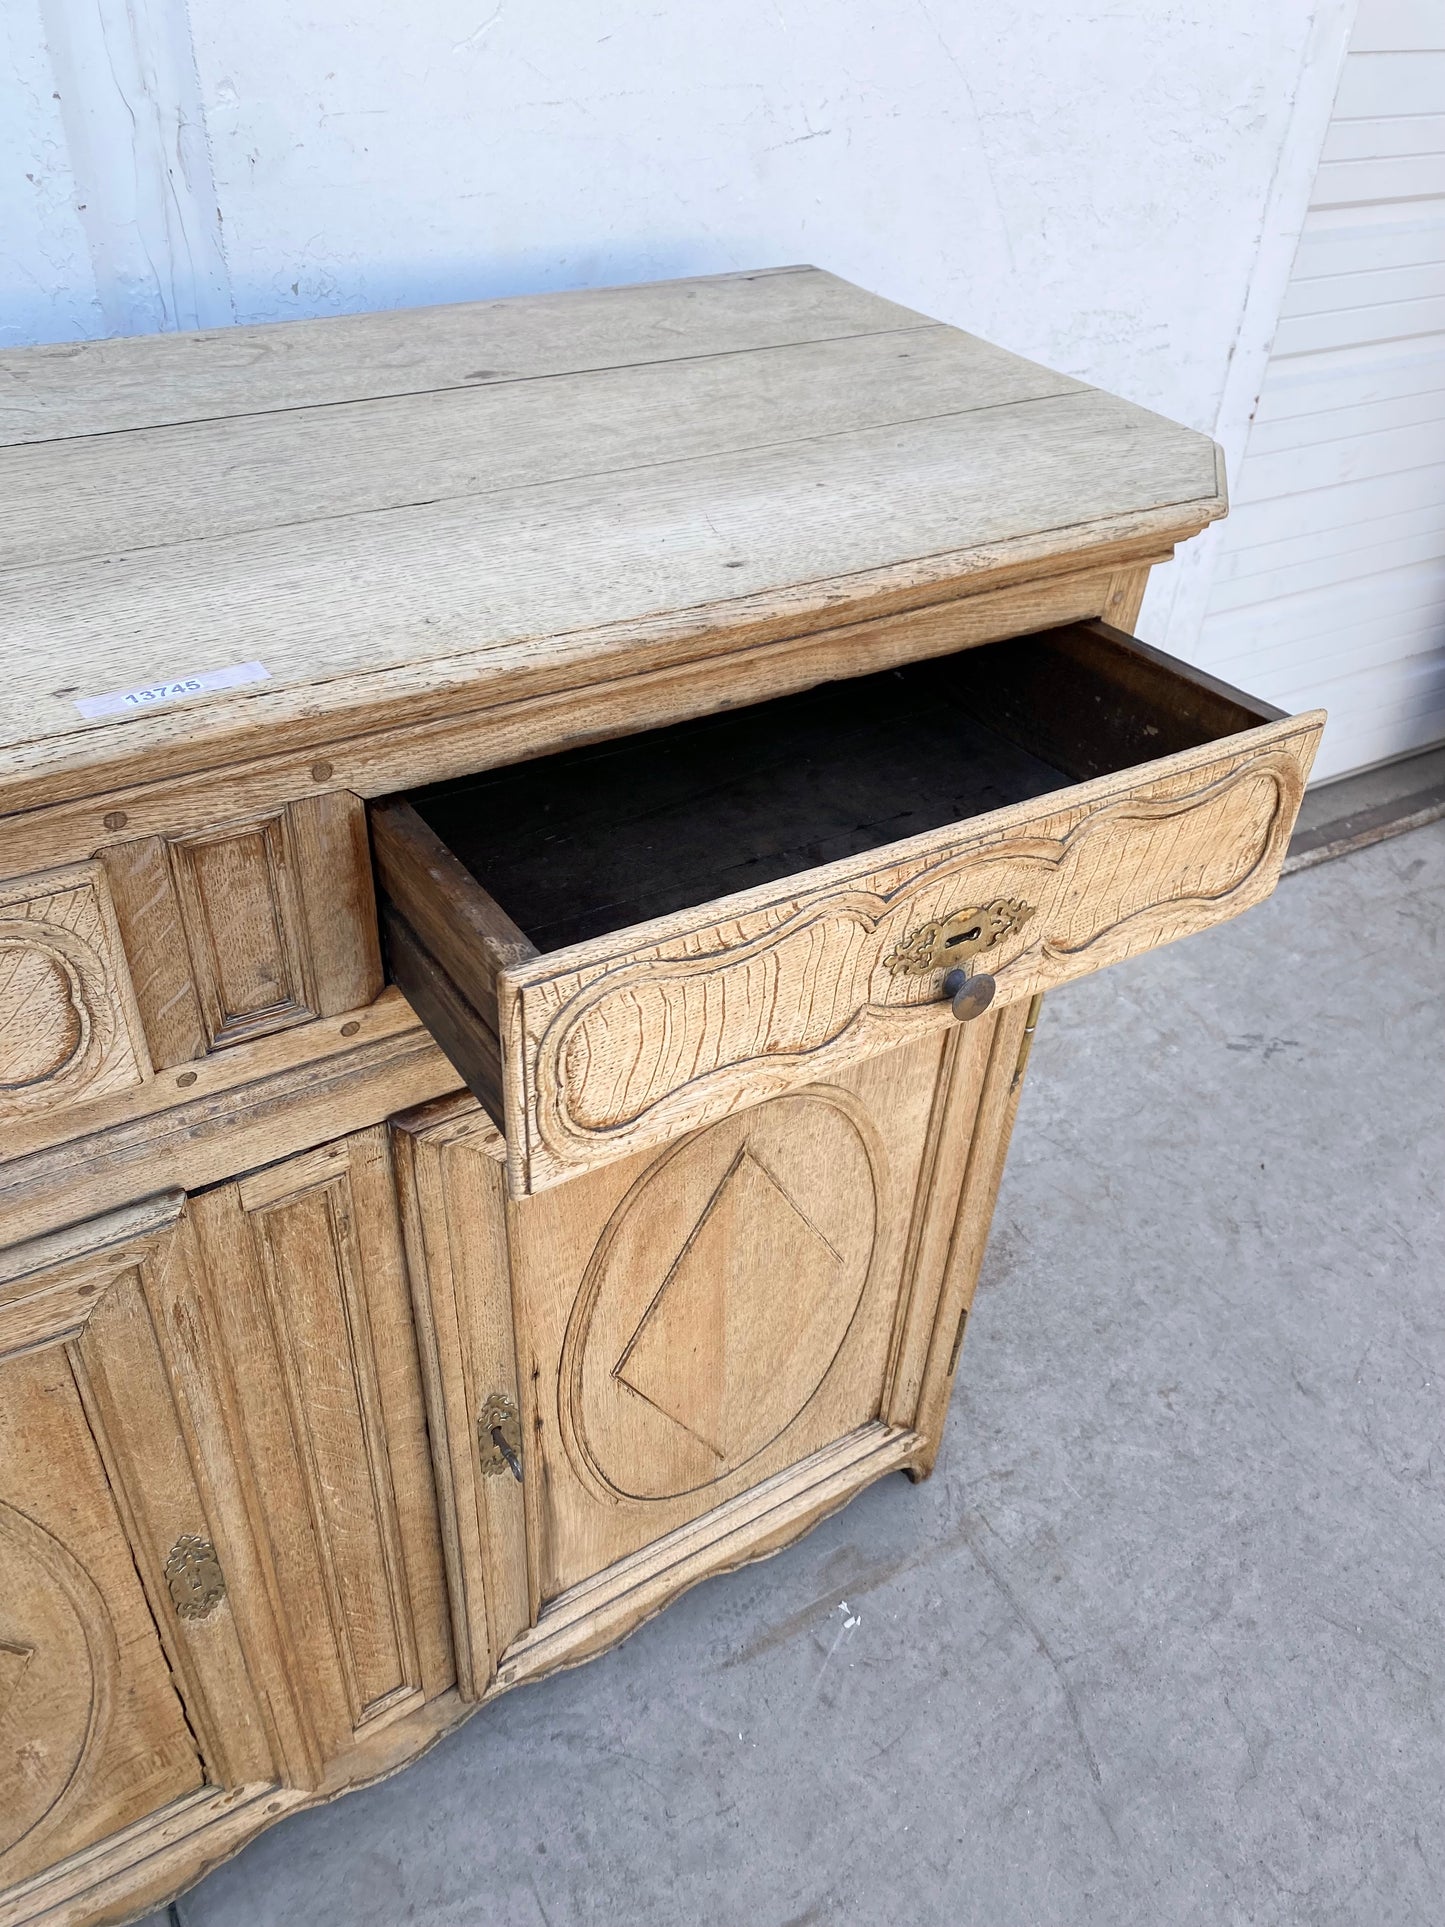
(372, 621, 1323, 1195)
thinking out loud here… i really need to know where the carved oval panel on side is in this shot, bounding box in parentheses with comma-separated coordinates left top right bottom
(559, 1089, 882, 1503)
(0, 862, 150, 1124)
(0, 1500, 114, 1877)
(0, 938, 89, 1089)
(515, 745, 1306, 1186)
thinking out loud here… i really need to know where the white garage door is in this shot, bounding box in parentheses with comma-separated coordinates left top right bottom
(1199, 0, 1445, 783)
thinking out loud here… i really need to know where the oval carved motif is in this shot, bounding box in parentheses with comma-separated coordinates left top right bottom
(0, 1501, 115, 1873)
(559, 1089, 882, 1504)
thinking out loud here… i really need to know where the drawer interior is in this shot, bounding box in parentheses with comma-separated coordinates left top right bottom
(405, 622, 1281, 955)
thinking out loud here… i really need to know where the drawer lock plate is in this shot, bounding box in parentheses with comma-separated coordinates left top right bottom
(885, 898, 1035, 977)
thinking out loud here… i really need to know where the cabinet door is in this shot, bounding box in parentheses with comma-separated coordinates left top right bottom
(394, 1010, 1029, 1699)
(0, 1197, 275, 1900)
(187, 1126, 453, 1769)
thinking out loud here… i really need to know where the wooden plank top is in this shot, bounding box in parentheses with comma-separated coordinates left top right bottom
(0, 266, 1224, 810)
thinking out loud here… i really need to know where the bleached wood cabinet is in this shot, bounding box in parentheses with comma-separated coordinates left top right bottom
(0, 268, 1322, 1925)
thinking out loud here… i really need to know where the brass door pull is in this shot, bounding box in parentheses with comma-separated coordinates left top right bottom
(943, 968, 996, 1021)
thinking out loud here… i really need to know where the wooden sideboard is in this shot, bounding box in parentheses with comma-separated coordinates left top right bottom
(0, 268, 1323, 1926)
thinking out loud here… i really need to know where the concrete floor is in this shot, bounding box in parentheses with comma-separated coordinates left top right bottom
(148, 822, 1444, 1927)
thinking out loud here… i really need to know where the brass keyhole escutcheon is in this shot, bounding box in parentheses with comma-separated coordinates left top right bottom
(478, 1392, 523, 1482)
(884, 898, 1035, 978)
(164, 1535, 226, 1620)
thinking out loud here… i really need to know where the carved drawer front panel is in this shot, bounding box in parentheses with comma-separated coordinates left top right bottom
(376, 623, 1322, 1197)
(100, 791, 382, 1068)
(187, 1126, 452, 1766)
(498, 728, 1317, 1194)
(0, 861, 150, 1125)
(394, 1018, 1027, 1698)
(0, 1196, 280, 1906)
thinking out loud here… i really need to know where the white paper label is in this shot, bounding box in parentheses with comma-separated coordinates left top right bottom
(74, 660, 270, 720)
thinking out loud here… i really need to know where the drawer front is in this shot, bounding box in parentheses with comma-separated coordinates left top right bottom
(500, 723, 1318, 1193)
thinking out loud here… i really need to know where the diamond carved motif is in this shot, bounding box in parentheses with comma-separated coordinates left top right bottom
(612, 1145, 849, 1466)
(561, 1089, 881, 1508)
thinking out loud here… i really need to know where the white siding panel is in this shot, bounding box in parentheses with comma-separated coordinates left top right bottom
(1282, 652, 1445, 739)
(1346, 4, 1445, 54)
(1202, 0, 1445, 782)
(1206, 610, 1445, 698)
(1217, 499, 1445, 578)
(1313, 153, 1445, 204)
(1293, 211, 1445, 281)
(1219, 463, 1445, 548)
(1216, 503, 1445, 589)
(1211, 512, 1445, 603)
(1334, 52, 1445, 120)
(1235, 420, 1445, 501)
(1322, 114, 1445, 161)
(1282, 258, 1445, 316)
(1206, 556, 1445, 652)
(1209, 562, 1445, 662)
(1249, 383, 1445, 456)
(1253, 337, 1445, 418)
(1273, 292, 1445, 355)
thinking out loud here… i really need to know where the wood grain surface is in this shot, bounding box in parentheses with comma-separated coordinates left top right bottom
(187, 1127, 453, 1769)
(0, 990, 458, 1247)
(0, 862, 151, 1125)
(0, 565, 1148, 863)
(0, 268, 1224, 813)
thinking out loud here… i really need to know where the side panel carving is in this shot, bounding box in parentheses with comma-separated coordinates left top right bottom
(103, 793, 383, 1066)
(0, 862, 150, 1122)
(0, 1489, 122, 1884)
(169, 811, 318, 1049)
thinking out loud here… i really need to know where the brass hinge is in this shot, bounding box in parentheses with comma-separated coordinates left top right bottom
(1011, 992, 1045, 1092)
(478, 1392, 523, 1482)
(164, 1534, 226, 1620)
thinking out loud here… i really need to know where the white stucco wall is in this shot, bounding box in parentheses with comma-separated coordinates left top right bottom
(2, 0, 1355, 653)
(2, 0, 99, 344)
